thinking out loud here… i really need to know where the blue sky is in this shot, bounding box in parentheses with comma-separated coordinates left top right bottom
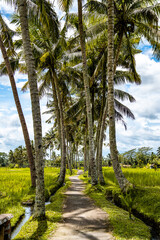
(0, 1, 160, 156)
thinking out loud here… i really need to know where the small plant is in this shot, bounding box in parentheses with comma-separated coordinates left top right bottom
(120, 187, 136, 219)
(83, 172, 88, 178)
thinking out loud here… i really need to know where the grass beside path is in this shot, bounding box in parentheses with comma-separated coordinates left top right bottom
(80, 174, 151, 240)
(0, 167, 61, 228)
(13, 177, 71, 240)
(104, 167, 160, 225)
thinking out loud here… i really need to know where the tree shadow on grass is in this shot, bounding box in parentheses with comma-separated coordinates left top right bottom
(31, 218, 48, 239)
(14, 217, 48, 240)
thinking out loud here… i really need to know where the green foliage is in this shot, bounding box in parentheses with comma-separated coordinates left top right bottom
(83, 172, 88, 178)
(0, 152, 8, 166)
(157, 147, 160, 158)
(119, 187, 136, 219)
(0, 167, 60, 228)
(103, 167, 160, 225)
(66, 168, 78, 176)
(118, 147, 154, 167)
(80, 175, 151, 240)
(103, 167, 160, 187)
(13, 178, 71, 240)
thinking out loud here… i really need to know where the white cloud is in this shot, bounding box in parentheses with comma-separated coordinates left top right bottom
(1, 0, 160, 156)
(109, 52, 160, 154)
(1, 15, 17, 31)
(0, 1, 14, 15)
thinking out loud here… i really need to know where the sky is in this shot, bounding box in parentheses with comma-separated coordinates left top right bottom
(0, 1, 160, 155)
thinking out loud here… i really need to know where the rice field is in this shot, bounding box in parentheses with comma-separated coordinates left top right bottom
(0, 167, 60, 227)
(103, 167, 160, 187)
(103, 167, 160, 224)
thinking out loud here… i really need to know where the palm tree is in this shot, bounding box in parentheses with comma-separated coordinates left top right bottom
(107, 0, 130, 190)
(17, 0, 45, 218)
(84, 0, 160, 189)
(0, 15, 36, 188)
(12, 12, 62, 172)
(28, 22, 67, 185)
(77, 0, 98, 185)
(86, 0, 160, 65)
(4, 0, 60, 217)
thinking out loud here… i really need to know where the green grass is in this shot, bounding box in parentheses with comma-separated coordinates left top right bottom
(80, 174, 151, 240)
(0, 167, 60, 228)
(13, 178, 71, 240)
(103, 167, 160, 187)
(103, 167, 160, 224)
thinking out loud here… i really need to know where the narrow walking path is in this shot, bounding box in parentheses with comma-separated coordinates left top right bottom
(50, 171, 114, 240)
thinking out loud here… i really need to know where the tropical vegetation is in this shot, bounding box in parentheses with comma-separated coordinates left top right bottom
(0, 0, 160, 238)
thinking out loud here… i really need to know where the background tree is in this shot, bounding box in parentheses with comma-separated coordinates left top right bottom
(157, 147, 160, 158)
(0, 152, 8, 167)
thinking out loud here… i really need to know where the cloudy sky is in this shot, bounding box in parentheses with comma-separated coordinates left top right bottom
(0, 1, 160, 155)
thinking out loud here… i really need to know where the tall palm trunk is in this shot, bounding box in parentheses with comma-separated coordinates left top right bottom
(52, 70, 66, 185)
(51, 76, 66, 182)
(77, 0, 98, 185)
(96, 53, 107, 183)
(50, 73, 61, 150)
(84, 133, 87, 172)
(18, 0, 45, 217)
(107, 0, 129, 190)
(67, 141, 72, 174)
(50, 70, 66, 184)
(0, 34, 36, 188)
(98, 102, 107, 185)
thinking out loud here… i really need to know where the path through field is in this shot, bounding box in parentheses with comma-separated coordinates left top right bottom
(50, 170, 114, 240)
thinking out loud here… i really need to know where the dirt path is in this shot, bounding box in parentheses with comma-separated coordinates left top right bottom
(50, 171, 114, 240)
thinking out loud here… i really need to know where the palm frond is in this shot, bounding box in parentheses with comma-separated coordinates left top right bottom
(114, 70, 139, 85)
(114, 89, 136, 103)
(28, 0, 59, 43)
(124, 32, 141, 84)
(114, 99, 135, 120)
(84, 1, 107, 15)
(115, 110, 127, 130)
(58, 0, 74, 12)
(0, 15, 16, 56)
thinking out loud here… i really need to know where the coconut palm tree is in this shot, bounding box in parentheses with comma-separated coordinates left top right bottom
(17, 0, 45, 217)
(27, 21, 67, 185)
(4, 0, 60, 217)
(107, 0, 130, 190)
(66, 16, 140, 185)
(0, 15, 36, 188)
(77, 0, 98, 185)
(84, 0, 160, 189)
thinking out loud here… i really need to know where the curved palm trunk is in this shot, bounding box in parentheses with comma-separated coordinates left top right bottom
(77, 0, 98, 185)
(0, 34, 36, 188)
(18, 0, 45, 217)
(52, 70, 66, 185)
(107, 0, 129, 190)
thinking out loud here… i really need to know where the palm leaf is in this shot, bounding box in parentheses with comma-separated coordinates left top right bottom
(114, 99, 135, 120)
(114, 89, 136, 103)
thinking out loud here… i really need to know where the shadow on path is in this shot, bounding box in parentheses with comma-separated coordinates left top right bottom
(50, 171, 114, 240)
